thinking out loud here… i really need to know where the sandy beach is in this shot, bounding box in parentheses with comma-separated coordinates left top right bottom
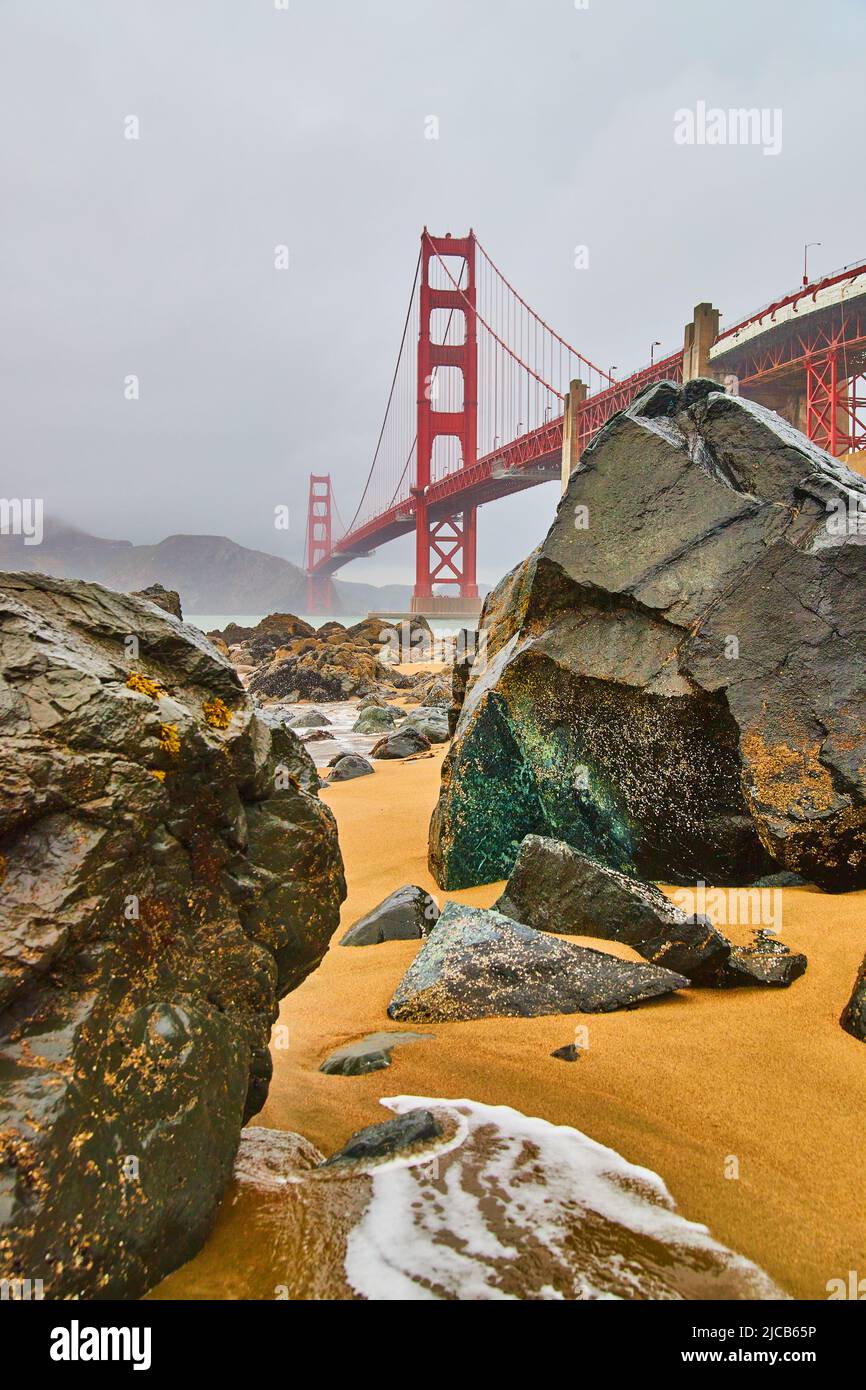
(154, 741, 866, 1300)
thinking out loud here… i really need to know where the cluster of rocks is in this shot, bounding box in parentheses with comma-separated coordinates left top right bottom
(208, 613, 442, 704)
(0, 572, 346, 1298)
(495, 835, 807, 988)
(425, 381, 866, 1038)
(331, 830, 808, 1040)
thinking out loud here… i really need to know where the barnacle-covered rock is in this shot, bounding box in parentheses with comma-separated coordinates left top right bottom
(0, 572, 345, 1298)
(430, 383, 866, 891)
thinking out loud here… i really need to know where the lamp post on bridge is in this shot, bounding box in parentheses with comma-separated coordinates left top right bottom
(803, 242, 822, 288)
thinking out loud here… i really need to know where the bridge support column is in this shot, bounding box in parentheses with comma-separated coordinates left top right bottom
(560, 378, 588, 492)
(304, 474, 335, 616)
(806, 350, 858, 457)
(410, 505, 480, 616)
(305, 573, 335, 616)
(414, 229, 478, 606)
(683, 303, 722, 382)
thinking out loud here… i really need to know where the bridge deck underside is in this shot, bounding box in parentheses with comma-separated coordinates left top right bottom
(711, 297, 866, 385)
(314, 448, 562, 577)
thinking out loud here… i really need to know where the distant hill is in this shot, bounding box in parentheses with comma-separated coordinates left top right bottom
(0, 519, 415, 616)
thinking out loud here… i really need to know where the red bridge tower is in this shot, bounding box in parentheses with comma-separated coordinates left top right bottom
(305, 474, 335, 614)
(413, 230, 479, 612)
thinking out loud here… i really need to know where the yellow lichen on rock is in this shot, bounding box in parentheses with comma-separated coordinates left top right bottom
(159, 723, 181, 757)
(202, 697, 232, 730)
(741, 728, 835, 818)
(126, 671, 166, 700)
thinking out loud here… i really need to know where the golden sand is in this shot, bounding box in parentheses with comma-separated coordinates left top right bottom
(159, 746, 866, 1299)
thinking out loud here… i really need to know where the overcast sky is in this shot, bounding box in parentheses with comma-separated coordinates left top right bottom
(2, 0, 864, 586)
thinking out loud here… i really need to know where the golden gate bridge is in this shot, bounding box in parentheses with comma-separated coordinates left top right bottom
(305, 229, 866, 614)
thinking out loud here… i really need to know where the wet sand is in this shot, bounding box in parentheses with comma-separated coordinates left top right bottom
(159, 745, 866, 1300)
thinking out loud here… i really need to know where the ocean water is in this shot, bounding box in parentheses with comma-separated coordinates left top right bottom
(343, 1098, 787, 1301)
(151, 1097, 786, 1301)
(259, 700, 411, 768)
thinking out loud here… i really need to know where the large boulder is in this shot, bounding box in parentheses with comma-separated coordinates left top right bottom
(0, 572, 346, 1298)
(430, 383, 866, 891)
(495, 835, 729, 981)
(387, 902, 688, 1022)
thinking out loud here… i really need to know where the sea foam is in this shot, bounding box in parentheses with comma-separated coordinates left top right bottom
(343, 1096, 787, 1301)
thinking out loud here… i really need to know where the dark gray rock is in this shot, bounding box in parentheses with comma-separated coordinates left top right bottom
(340, 885, 439, 946)
(387, 902, 689, 1022)
(352, 705, 398, 734)
(319, 1030, 432, 1076)
(130, 582, 183, 620)
(322, 1110, 443, 1168)
(329, 754, 374, 783)
(430, 384, 866, 892)
(371, 728, 432, 760)
(289, 708, 332, 729)
(0, 572, 346, 1299)
(401, 706, 450, 743)
(702, 931, 808, 989)
(494, 834, 730, 982)
(752, 871, 807, 888)
(551, 1043, 581, 1062)
(841, 954, 866, 1040)
(254, 706, 322, 793)
(448, 629, 477, 736)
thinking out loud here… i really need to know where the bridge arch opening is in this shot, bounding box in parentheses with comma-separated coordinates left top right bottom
(430, 306, 466, 346)
(430, 435, 463, 482)
(429, 364, 465, 413)
(427, 253, 468, 292)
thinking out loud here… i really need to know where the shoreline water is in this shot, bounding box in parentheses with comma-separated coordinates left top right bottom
(152, 737, 866, 1300)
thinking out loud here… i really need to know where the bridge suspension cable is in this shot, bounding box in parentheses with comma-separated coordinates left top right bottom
(336, 229, 616, 541)
(341, 248, 422, 539)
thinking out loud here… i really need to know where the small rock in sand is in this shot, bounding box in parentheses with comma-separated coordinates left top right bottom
(289, 709, 332, 729)
(329, 754, 374, 783)
(372, 728, 432, 760)
(340, 885, 438, 946)
(319, 1030, 432, 1076)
